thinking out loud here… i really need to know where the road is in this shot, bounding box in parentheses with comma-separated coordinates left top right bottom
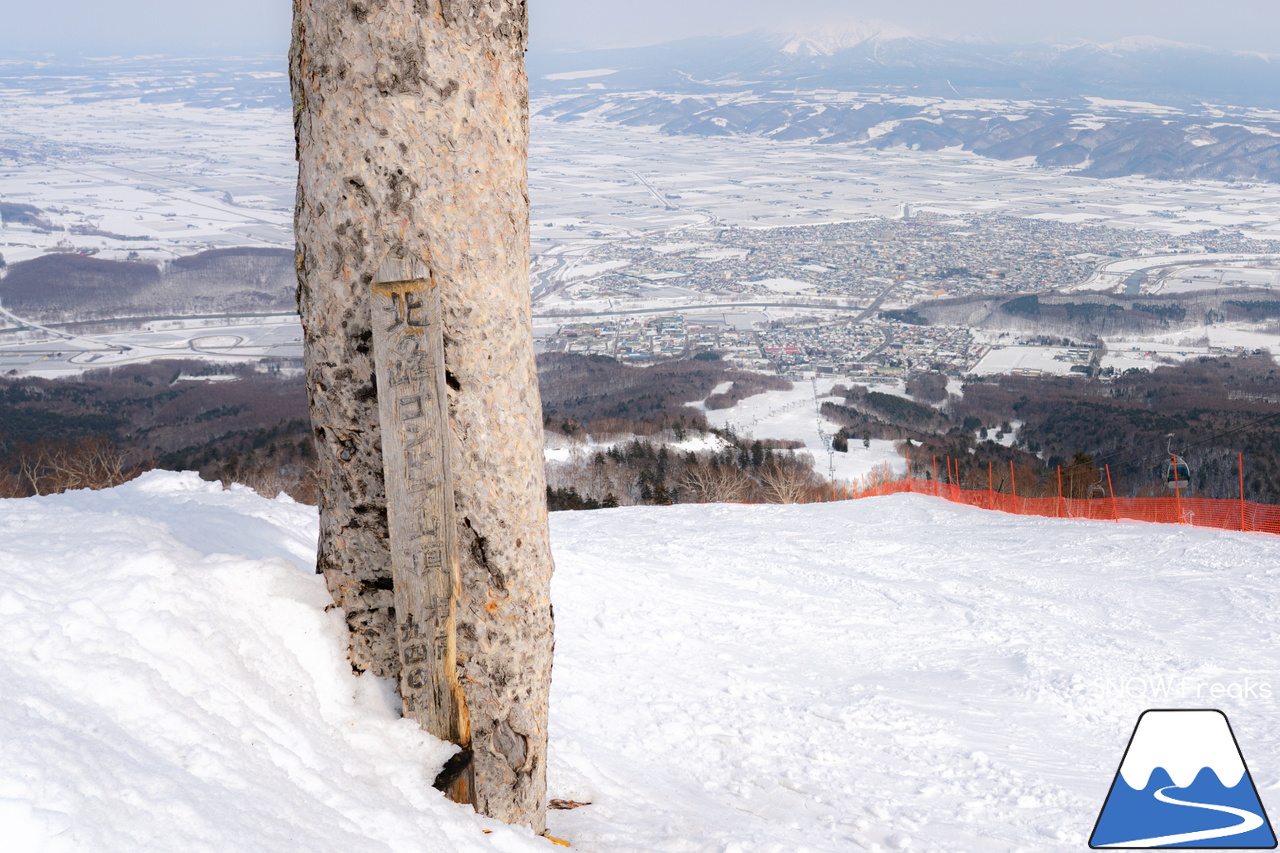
(534, 300, 870, 319)
(0, 304, 303, 375)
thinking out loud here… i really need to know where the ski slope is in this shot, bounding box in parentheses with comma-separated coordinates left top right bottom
(4, 472, 1280, 851)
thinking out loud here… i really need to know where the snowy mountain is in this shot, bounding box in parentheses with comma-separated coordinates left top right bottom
(530, 29, 1280, 110)
(6, 472, 1280, 851)
(1099, 35, 1212, 54)
(779, 21, 916, 56)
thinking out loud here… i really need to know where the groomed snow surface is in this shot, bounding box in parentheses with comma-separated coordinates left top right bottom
(6, 472, 1280, 852)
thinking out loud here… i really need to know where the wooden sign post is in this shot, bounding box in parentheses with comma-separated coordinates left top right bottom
(368, 257, 472, 804)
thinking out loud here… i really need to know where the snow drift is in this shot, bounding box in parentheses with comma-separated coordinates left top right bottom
(5, 471, 1280, 851)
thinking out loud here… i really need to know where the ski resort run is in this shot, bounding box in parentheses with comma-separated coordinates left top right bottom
(5, 472, 1280, 852)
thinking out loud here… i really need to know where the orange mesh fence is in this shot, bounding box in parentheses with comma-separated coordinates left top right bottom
(846, 476, 1280, 536)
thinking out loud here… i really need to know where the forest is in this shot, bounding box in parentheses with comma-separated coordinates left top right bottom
(820, 355, 1280, 502)
(0, 248, 297, 322)
(1, 351, 1277, 508)
(0, 360, 315, 501)
(913, 288, 1280, 341)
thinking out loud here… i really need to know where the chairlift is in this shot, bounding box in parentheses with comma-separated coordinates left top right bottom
(1165, 458, 1191, 490)
(1164, 433, 1191, 491)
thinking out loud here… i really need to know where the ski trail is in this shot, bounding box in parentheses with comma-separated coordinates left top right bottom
(1097, 785, 1265, 848)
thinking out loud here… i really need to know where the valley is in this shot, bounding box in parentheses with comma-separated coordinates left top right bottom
(1, 56, 1278, 507)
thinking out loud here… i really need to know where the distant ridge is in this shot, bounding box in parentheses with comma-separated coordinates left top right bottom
(530, 27, 1280, 184)
(531, 29, 1280, 109)
(777, 21, 916, 57)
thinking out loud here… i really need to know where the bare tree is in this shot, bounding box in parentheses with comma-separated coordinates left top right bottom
(760, 458, 820, 504)
(291, 0, 554, 831)
(681, 463, 756, 504)
(15, 438, 135, 496)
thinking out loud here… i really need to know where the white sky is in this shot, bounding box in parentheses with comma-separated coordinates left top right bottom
(1, 0, 1277, 56)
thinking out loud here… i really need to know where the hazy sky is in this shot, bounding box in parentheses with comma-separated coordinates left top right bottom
(2, 0, 1278, 56)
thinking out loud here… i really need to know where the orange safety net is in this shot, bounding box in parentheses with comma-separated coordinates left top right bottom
(845, 476, 1280, 537)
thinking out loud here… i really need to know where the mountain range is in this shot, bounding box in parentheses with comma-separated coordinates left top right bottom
(531, 25, 1280, 184)
(531, 24, 1280, 108)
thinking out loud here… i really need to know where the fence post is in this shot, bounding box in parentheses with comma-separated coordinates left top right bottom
(1173, 454, 1183, 524)
(1009, 460, 1017, 513)
(1057, 465, 1063, 518)
(1240, 452, 1246, 532)
(1106, 464, 1119, 522)
(933, 455, 939, 497)
(988, 461, 994, 511)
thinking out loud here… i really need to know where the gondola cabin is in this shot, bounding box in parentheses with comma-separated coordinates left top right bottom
(1165, 458, 1191, 490)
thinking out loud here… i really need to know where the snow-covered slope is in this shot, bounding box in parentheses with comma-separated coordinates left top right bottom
(6, 471, 1280, 851)
(0, 473, 546, 853)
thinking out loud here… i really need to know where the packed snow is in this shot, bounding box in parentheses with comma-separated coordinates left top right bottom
(0, 473, 546, 853)
(6, 471, 1280, 851)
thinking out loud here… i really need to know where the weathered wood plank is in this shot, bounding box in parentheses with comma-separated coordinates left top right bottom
(369, 259, 472, 804)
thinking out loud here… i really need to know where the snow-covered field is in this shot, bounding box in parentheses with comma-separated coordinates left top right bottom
(0, 314, 303, 377)
(972, 345, 1091, 377)
(10, 472, 1280, 851)
(700, 380, 908, 483)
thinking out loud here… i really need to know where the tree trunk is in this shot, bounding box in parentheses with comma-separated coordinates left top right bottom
(290, 0, 554, 830)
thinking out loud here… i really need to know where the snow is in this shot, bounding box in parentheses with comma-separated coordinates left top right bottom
(8, 471, 1280, 851)
(547, 499, 1280, 851)
(0, 472, 547, 853)
(543, 69, 619, 81)
(700, 380, 910, 484)
(692, 248, 750, 262)
(779, 21, 916, 56)
(972, 345, 1090, 377)
(564, 260, 629, 280)
(543, 431, 730, 464)
(747, 277, 816, 292)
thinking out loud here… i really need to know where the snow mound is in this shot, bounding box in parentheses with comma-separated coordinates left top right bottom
(0, 471, 546, 853)
(7, 471, 1280, 851)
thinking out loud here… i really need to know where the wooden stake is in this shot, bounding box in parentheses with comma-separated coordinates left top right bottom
(369, 259, 472, 802)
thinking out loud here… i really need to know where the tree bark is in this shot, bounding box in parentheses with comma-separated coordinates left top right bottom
(291, 0, 554, 830)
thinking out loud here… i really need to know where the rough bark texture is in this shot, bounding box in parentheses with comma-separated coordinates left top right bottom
(291, 0, 553, 830)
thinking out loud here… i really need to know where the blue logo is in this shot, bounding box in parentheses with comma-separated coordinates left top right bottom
(1091, 709, 1276, 848)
